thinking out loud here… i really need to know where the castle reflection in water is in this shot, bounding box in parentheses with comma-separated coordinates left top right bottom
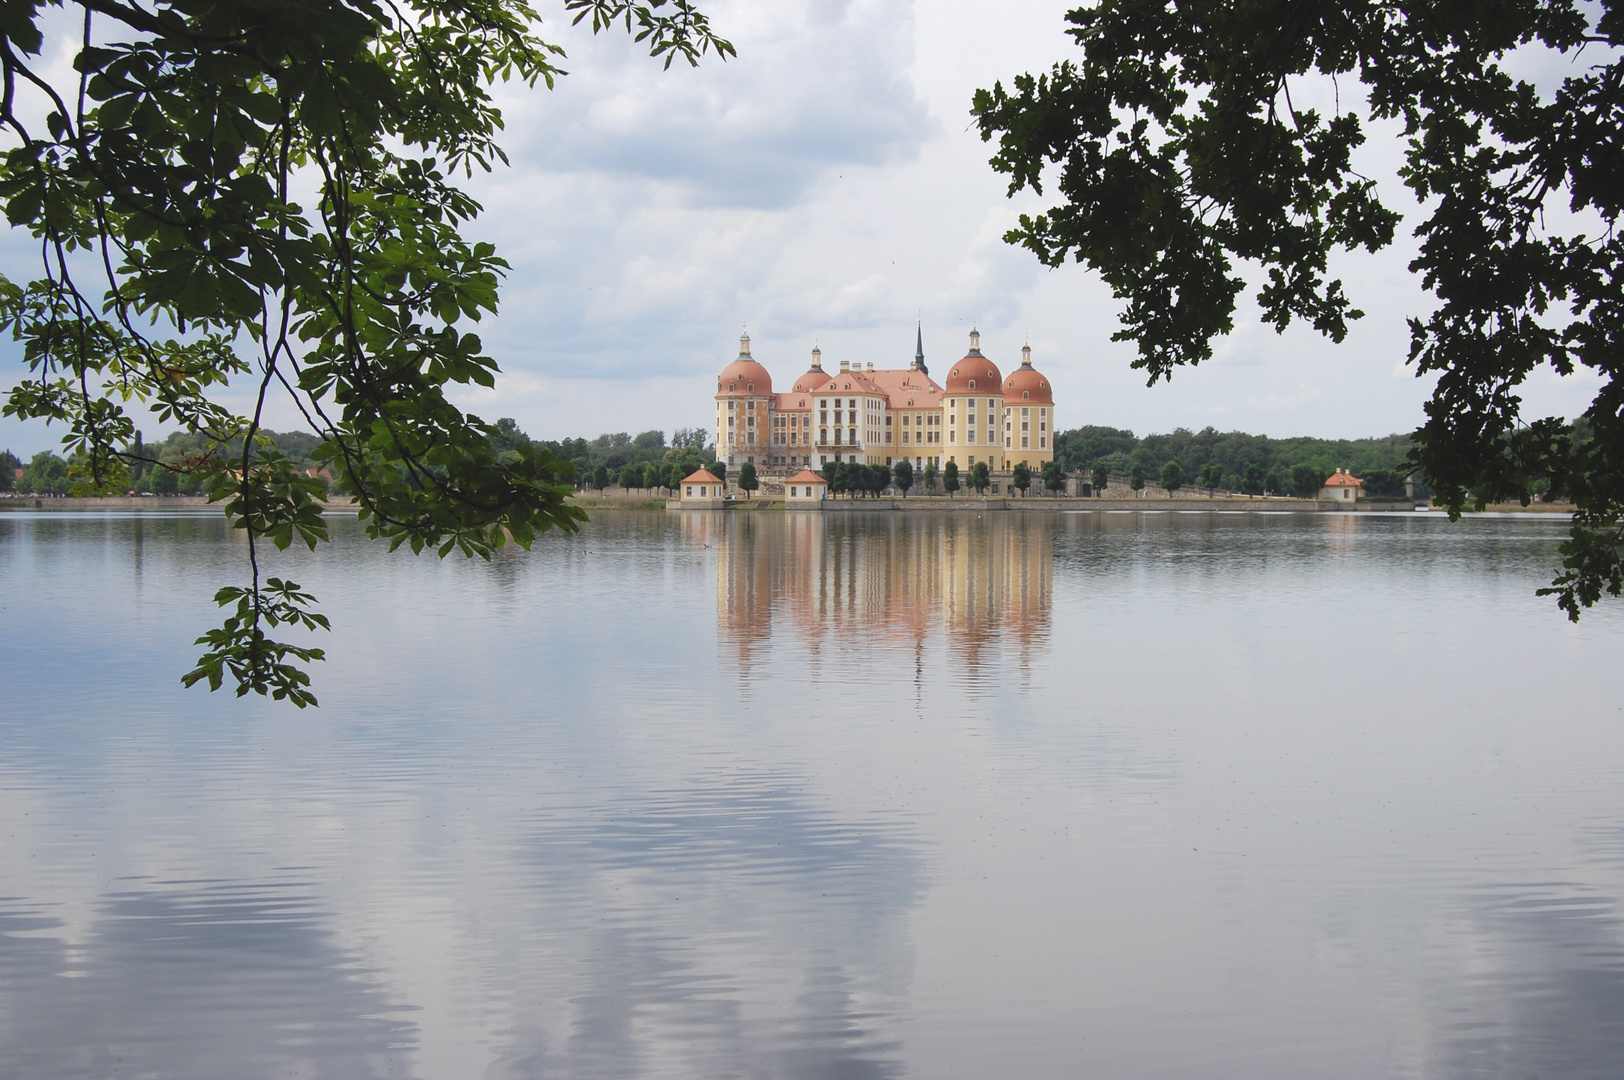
(680, 511, 1053, 673)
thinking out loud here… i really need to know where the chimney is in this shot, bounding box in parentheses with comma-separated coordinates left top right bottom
(839, 359, 850, 372)
(866, 362, 874, 372)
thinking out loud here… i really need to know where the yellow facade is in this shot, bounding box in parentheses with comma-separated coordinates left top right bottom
(713, 329, 1057, 475)
(702, 511, 1053, 675)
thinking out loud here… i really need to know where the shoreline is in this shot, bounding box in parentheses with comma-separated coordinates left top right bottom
(0, 493, 1579, 516)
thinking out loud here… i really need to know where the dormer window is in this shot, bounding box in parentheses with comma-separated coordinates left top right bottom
(1023, 391, 1030, 400)
(968, 380, 976, 389)
(748, 382, 754, 392)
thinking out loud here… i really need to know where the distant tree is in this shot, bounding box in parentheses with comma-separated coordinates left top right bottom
(1042, 460, 1066, 496)
(894, 459, 915, 497)
(1092, 461, 1109, 496)
(151, 463, 180, 495)
(868, 464, 890, 497)
(592, 464, 611, 492)
(924, 460, 939, 494)
(710, 461, 728, 487)
(672, 427, 710, 451)
(1363, 469, 1406, 498)
(822, 461, 840, 495)
(633, 430, 667, 453)
(21, 451, 69, 495)
(1242, 463, 1264, 496)
(1012, 461, 1032, 496)
(1129, 463, 1145, 492)
(738, 462, 759, 499)
(0, 449, 18, 492)
(1263, 469, 1283, 496)
(1197, 462, 1224, 496)
(1291, 464, 1321, 499)
(944, 460, 961, 496)
(617, 463, 643, 492)
(1160, 460, 1184, 493)
(971, 461, 991, 494)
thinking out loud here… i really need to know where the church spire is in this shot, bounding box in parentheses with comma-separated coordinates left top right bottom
(913, 320, 928, 375)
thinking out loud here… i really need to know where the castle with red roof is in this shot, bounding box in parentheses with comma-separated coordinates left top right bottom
(714, 326, 1057, 477)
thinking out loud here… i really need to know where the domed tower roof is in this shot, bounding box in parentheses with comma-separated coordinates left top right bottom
(717, 330, 772, 397)
(791, 342, 829, 393)
(1002, 342, 1054, 404)
(942, 327, 1003, 394)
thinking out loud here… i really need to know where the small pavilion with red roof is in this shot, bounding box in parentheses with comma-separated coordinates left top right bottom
(1320, 469, 1363, 502)
(680, 468, 726, 507)
(784, 469, 827, 507)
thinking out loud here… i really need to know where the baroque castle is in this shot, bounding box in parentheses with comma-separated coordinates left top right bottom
(714, 327, 1056, 475)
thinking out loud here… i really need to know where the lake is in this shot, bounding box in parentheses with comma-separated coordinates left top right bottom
(2, 507, 1621, 1079)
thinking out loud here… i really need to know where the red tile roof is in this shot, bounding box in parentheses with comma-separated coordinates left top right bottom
(682, 469, 722, 485)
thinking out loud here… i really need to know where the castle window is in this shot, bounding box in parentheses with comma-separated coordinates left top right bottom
(968, 380, 976, 389)
(748, 383, 754, 393)
(1023, 391, 1030, 400)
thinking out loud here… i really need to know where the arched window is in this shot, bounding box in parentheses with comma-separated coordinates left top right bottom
(748, 382, 753, 392)
(969, 380, 976, 389)
(1023, 391, 1030, 400)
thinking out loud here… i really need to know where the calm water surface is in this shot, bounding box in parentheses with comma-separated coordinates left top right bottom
(2, 508, 1621, 1079)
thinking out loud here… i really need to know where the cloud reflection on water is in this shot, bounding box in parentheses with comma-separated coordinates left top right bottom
(0, 881, 413, 1079)
(491, 768, 921, 1079)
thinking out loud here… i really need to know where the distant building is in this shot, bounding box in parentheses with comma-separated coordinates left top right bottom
(784, 469, 827, 506)
(680, 468, 726, 506)
(1321, 468, 1363, 502)
(713, 326, 1057, 476)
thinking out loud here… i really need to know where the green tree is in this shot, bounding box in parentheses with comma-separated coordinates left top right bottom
(923, 460, 938, 494)
(21, 450, 69, 495)
(970, 461, 991, 494)
(894, 458, 914, 496)
(822, 460, 840, 495)
(591, 464, 611, 492)
(617, 463, 643, 492)
(1129, 463, 1144, 492)
(1092, 461, 1109, 497)
(974, 0, 1622, 617)
(1292, 464, 1324, 499)
(1042, 459, 1066, 496)
(1242, 463, 1263, 496)
(1198, 462, 1224, 496)
(1263, 469, 1283, 497)
(151, 463, 180, 495)
(1160, 460, 1183, 494)
(0, 0, 731, 705)
(944, 460, 961, 496)
(1012, 461, 1032, 496)
(738, 461, 758, 498)
(0, 449, 17, 492)
(710, 461, 728, 488)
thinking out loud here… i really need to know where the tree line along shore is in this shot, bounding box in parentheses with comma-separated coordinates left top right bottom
(4, 417, 1593, 504)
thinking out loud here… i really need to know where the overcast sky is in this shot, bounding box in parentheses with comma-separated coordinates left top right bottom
(0, 0, 1606, 457)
